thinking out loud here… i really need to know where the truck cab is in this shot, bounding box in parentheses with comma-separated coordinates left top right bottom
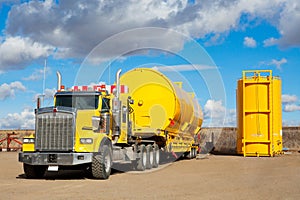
(19, 69, 160, 179)
(19, 68, 201, 180)
(20, 89, 114, 178)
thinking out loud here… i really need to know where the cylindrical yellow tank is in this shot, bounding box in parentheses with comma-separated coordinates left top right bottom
(236, 70, 282, 157)
(120, 68, 203, 138)
(272, 77, 282, 154)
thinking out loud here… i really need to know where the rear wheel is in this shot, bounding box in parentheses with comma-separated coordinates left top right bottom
(192, 147, 197, 158)
(152, 144, 159, 168)
(136, 144, 147, 171)
(23, 163, 47, 179)
(146, 145, 154, 169)
(91, 145, 112, 179)
(187, 149, 193, 159)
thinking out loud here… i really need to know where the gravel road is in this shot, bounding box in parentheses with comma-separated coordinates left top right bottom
(1, 152, 299, 200)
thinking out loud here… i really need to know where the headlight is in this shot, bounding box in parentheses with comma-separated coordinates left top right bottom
(23, 138, 35, 143)
(80, 138, 93, 144)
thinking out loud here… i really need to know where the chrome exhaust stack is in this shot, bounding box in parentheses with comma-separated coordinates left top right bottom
(112, 69, 122, 142)
(56, 71, 62, 91)
(116, 69, 122, 98)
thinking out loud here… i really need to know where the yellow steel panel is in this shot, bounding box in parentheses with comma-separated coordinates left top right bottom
(236, 80, 243, 155)
(245, 113, 270, 140)
(244, 83, 269, 111)
(120, 68, 203, 142)
(244, 143, 270, 156)
(272, 79, 283, 154)
(236, 70, 282, 157)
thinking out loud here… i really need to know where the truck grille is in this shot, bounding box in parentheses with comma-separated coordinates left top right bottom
(35, 111, 75, 151)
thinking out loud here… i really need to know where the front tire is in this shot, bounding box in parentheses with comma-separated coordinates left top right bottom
(91, 145, 112, 179)
(23, 163, 47, 179)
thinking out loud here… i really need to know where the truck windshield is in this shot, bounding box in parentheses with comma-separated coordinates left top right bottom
(55, 95, 99, 110)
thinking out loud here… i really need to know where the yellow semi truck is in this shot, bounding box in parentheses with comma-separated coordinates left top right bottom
(19, 68, 203, 179)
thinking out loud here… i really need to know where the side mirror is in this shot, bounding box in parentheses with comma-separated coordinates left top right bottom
(92, 116, 101, 131)
(128, 96, 134, 104)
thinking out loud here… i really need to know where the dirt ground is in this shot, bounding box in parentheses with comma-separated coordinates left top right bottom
(0, 152, 300, 200)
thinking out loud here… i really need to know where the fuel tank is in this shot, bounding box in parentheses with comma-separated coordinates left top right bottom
(120, 68, 203, 138)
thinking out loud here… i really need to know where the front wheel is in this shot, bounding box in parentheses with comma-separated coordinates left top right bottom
(91, 145, 112, 179)
(23, 163, 47, 179)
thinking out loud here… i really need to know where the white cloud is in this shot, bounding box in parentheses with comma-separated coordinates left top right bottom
(277, 1, 300, 47)
(224, 109, 237, 127)
(283, 120, 300, 127)
(0, 36, 54, 71)
(0, 0, 299, 71)
(0, 108, 35, 129)
(203, 99, 226, 127)
(283, 104, 300, 112)
(0, 81, 26, 100)
(33, 88, 56, 102)
(263, 37, 278, 47)
(23, 67, 51, 81)
(282, 94, 300, 113)
(152, 64, 216, 72)
(243, 37, 257, 48)
(270, 58, 287, 70)
(259, 58, 288, 70)
(203, 99, 236, 127)
(282, 94, 297, 104)
(81, 28, 186, 64)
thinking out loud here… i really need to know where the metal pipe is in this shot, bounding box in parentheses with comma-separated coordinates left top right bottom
(56, 71, 62, 90)
(37, 97, 41, 109)
(116, 69, 122, 98)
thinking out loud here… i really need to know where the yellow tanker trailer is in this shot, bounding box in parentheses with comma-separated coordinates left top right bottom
(120, 68, 203, 157)
(19, 68, 203, 179)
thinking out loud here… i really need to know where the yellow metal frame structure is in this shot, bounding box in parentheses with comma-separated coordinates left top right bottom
(237, 70, 283, 157)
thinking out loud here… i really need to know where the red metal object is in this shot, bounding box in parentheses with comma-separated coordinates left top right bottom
(0, 132, 23, 151)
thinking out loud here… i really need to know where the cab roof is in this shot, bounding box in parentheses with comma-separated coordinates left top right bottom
(55, 91, 102, 96)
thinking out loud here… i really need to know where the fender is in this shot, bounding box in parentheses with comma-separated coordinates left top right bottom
(93, 134, 112, 153)
(99, 136, 112, 151)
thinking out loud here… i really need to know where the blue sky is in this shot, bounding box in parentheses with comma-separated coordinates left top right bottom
(0, 0, 299, 129)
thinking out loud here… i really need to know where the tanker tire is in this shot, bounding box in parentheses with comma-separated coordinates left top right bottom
(23, 163, 46, 179)
(136, 144, 147, 171)
(193, 148, 197, 158)
(190, 148, 196, 159)
(91, 145, 112, 179)
(146, 145, 154, 169)
(152, 144, 159, 168)
(159, 149, 168, 164)
(187, 150, 193, 159)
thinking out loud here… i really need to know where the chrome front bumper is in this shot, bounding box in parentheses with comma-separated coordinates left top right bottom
(19, 152, 93, 165)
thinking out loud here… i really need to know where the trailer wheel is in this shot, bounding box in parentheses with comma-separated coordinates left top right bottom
(193, 148, 197, 158)
(92, 145, 112, 179)
(189, 148, 196, 159)
(136, 144, 147, 171)
(146, 145, 154, 169)
(23, 163, 46, 179)
(152, 144, 159, 168)
(187, 149, 193, 159)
